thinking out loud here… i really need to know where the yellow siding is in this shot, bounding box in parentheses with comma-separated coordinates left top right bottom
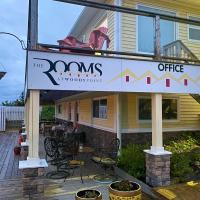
(56, 95, 116, 131)
(79, 99, 91, 124)
(92, 95, 116, 129)
(55, 0, 200, 132)
(121, 93, 200, 130)
(121, 0, 200, 58)
(56, 102, 66, 120)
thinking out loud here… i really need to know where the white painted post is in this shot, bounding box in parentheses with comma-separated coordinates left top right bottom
(150, 93, 164, 153)
(116, 93, 122, 151)
(26, 97, 30, 139)
(28, 90, 40, 159)
(151, 15, 164, 153)
(144, 15, 171, 187)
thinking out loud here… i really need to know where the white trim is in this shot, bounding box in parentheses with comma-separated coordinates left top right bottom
(144, 149, 171, 156)
(19, 159, 48, 169)
(122, 127, 200, 133)
(114, 0, 121, 51)
(92, 98, 108, 119)
(187, 14, 200, 42)
(21, 140, 29, 147)
(78, 121, 115, 133)
(136, 3, 177, 54)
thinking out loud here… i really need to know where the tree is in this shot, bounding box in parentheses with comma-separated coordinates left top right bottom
(40, 105, 55, 121)
(1, 92, 24, 106)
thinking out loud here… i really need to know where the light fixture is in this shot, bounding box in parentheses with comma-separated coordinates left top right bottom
(0, 32, 26, 50)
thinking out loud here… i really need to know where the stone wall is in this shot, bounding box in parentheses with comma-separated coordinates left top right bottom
(145, 153, 171, 187)
(56, 118, 200, 147)
(78, 124, 117, 149)
(121, 131, 200, 147)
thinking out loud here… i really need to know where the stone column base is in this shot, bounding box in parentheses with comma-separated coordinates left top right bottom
(145, 150, 171, 187)
(21, 167, 46, 198)
(19, 159, 48, 197)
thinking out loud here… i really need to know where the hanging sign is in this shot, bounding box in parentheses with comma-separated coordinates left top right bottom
(27, 50, 200, 94)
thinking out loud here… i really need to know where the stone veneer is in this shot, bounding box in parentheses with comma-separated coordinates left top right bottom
(122, 131, 200, 147)
(22, 168, 45, 197)
(78, 124, 117, 148)
(145, 153, 171, 187)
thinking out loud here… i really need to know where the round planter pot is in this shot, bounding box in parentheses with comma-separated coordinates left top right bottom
(109, 181, 141, 200)
(14, 146, 21, 155)
(75, 189, 102, 200)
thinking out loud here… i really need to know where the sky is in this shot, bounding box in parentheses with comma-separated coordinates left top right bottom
(0, 0, 83, 104)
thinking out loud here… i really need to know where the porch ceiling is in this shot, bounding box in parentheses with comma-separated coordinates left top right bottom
(39, 90, 82, 105)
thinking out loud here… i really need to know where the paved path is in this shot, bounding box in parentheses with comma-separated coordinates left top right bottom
(0, 176, 154, 200)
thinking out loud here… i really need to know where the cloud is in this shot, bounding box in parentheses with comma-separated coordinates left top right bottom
(0, 0, 83, 104)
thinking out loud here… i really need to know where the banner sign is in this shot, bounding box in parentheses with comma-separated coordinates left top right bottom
(28, 51, 200, 94)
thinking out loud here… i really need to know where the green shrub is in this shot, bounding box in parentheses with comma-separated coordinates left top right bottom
(165, 137, 199, 182)
(165, 137, 198, 153)
(170, 153, 193, 182)
(40, 105, 55, 121)
(117, 144, 149, 180)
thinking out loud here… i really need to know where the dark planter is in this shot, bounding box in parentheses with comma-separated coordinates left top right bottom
(109, 181, 141, 200)
(14, 146, 21, 155)
(75, 189, 102, 200)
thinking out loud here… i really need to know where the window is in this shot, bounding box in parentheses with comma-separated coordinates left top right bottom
(57, 104, 62, 114)
(188, 16, 200, 41)
(138, 98, 178, 120)
(139, 98, 151, 120)
(162, 99, 177, 120)
(137, 5, 176, 53)
(93, 99, 107, 119)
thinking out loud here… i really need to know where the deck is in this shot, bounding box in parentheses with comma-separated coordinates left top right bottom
(0, 132, 154, 199)
(0, 132, 22, 179)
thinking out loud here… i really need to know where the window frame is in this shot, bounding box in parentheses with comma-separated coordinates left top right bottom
(92, 97, 108, 120)
(188, 15, 200, 42)
(137, 96, 179, 122)
(57, 104, 62, 114)
(136, 4, 177, 54)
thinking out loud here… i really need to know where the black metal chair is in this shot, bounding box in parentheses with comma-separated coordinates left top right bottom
(92, 138, 120, 182)
(44, 135, 84, 182)
(44, 137, 71, 179)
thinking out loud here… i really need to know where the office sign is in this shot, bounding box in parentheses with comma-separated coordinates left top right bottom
(27, 50, 200, 94)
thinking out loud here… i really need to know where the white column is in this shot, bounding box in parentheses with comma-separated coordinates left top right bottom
(26, 97, 30, 138)
(19, 90, 48, 169)
(28, 90, 40, 159)
(150, 93, 164, 153)
(116, 93, 122, 151)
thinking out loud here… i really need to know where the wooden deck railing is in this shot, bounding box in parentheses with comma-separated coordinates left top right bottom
(163, 40, 199, 62)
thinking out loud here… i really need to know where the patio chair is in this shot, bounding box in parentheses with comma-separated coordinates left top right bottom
(57, 26, 110, 53)
(58, 136, 85, 183)
(44, 133, 84, 182)
(44, 137, 71, 179)
(91, 138, 120, 182)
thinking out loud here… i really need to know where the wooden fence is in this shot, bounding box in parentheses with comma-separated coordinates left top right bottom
(0, 106, 24, 132)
